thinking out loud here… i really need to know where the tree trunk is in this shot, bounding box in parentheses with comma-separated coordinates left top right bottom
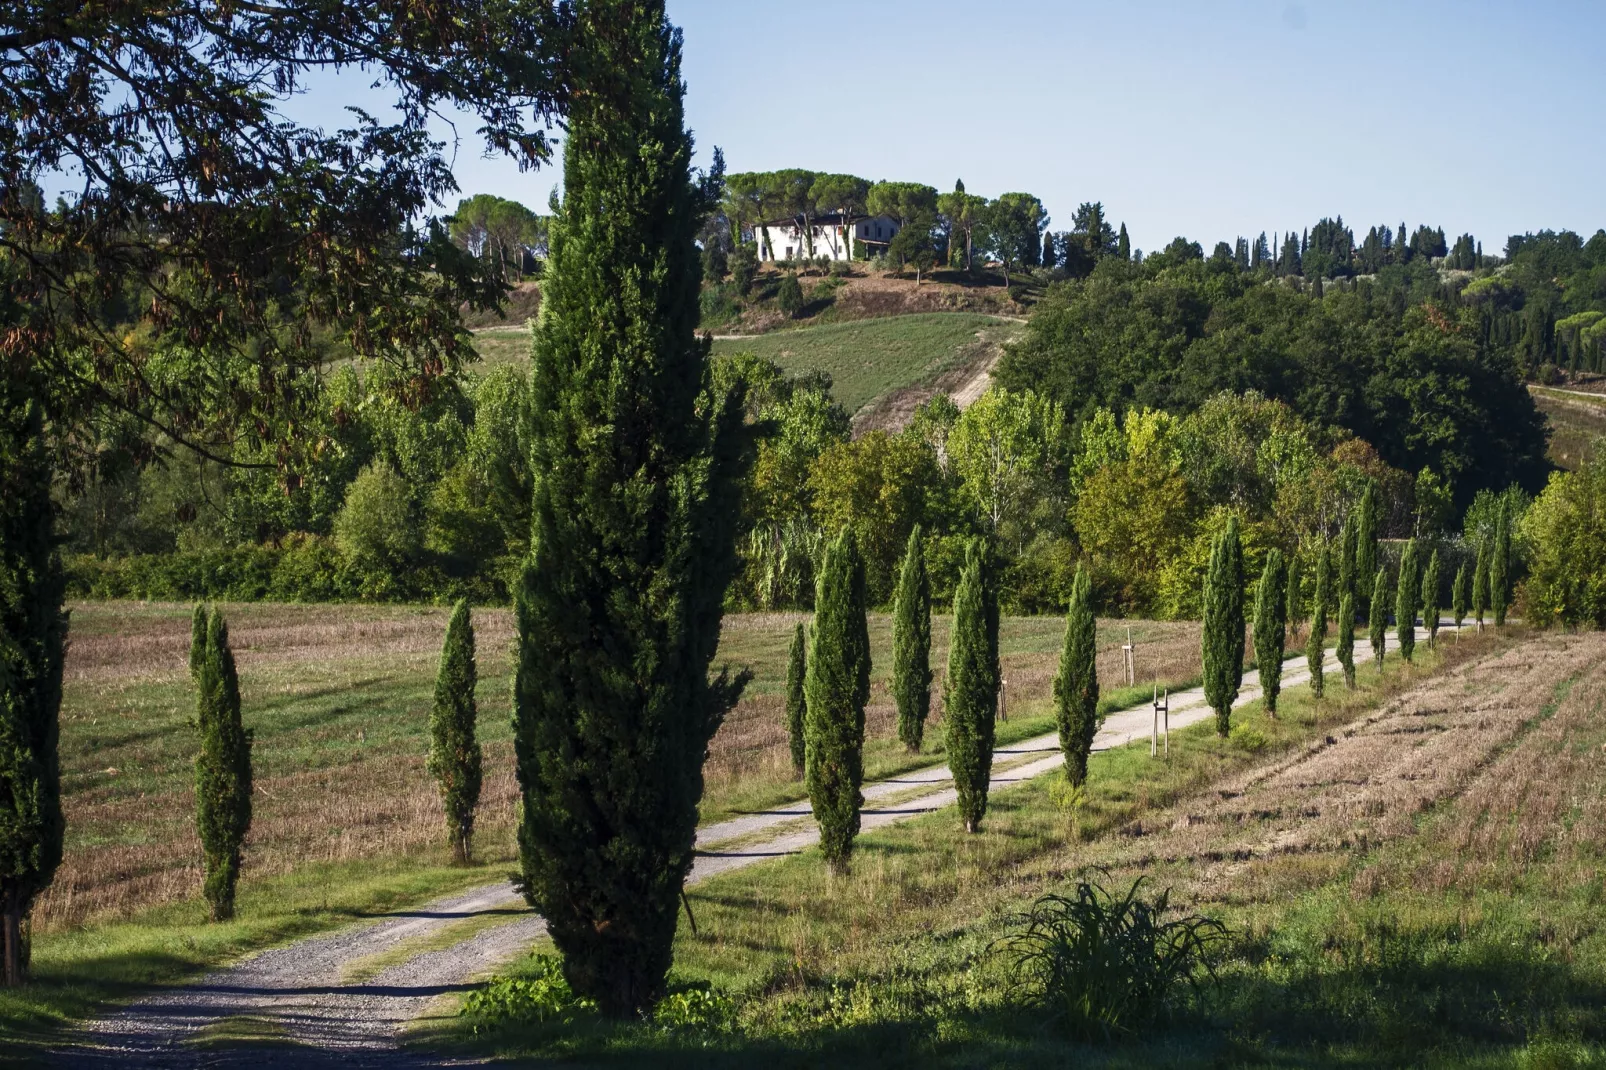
(2, 904, 23, 987)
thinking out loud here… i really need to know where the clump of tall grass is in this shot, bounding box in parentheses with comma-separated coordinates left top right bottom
(993, 874, 1228, 1040)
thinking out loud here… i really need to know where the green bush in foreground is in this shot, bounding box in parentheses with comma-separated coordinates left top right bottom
(428, 601, 482, 865)
(995, 876, 1229, 1041)
(891, 526, 932, 753)
(947, 539, 999, 833)
(193, 608, 253, 922)
(1253, 549, 1287, 717)
(1202, 517, 1245, 737)
(1053, 565, 1099, 787)
(806, 529, 870, 872)
(786, 621, 807, 775)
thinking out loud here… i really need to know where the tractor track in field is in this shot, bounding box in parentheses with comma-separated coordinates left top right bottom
(62, 626, 1454, 1065)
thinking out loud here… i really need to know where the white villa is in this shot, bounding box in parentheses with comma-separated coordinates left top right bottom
(752, 213, 902, 262)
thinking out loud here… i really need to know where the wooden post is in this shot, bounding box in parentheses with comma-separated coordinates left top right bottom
(1162, 688, 1170, 758)
(999, 676, 1007, 723)
(1122, 626, 1135, 688)
(1151, 682, 1159, 757)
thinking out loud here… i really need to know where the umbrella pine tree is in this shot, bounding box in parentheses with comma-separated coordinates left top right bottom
(1253, 550, 1288, 717)
(786, 622, 807, 775)
(194, 610, 253, 922)
(428, 601, 482, 864)
(1202, 519, 1245, 737)
(805, 530, 870, 871)
(1053, 566, 1099, 786)
(1396, 539, 1420, 662)
(510, 3, 755, 1017)
(892, 527, 932, 753)
(946, 541, 999, 832)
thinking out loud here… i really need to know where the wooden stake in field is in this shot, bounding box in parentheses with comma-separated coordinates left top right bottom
(1123, 626, 1136, 688)
(1150, 684, 1170, 758)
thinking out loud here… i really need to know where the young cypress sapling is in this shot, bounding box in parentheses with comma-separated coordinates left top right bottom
(0, 394, 67, 986)
(1370, 567, 1390, 669)
(805, 529, 870, 871)
(1305, 544, 1330, 698)
(194, 609, 252, 922)
(1202, 518, 1245, 737)
(1396, 538, 1420, 662)
(1422, 550, 1441, 648)
(1253, 549, 1287, 717)
(891, 526, 932, 753)
(786, 621, 807, 775)
(1053, 565, 1099, 786)
(946, 540, 998, 832)
(1491, 500, 1511, 626)
(1452, 562, 1469, 631)
(428, 601, 482, 865)
(1336, 590, 1356, 688)
(1284, 554, 1302, 641)
(189, 603, 207, 680)
(510, 2, 756, 1017)
(1472, 540, 1489, 627)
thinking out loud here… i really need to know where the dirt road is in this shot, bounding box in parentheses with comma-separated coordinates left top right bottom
(66, 627, 1448, 1064)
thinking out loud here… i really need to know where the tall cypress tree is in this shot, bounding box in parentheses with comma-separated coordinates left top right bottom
(1491, 500, 1511, 626)
(1370, 567, 1390, 668)
(1338, 512, 1358, 610)
(189, 603, 208, 680)
(1117, 223, 1131, 261)
(1452, 562, 1469, 630)
(892, 526, 932, 753)
(1336, 589, 1357, 688)
(1422, 550, 1442, 649)
(1253, 550, 1288, 717)
(428, 601, 482, 865)
(510, 3, 754, 1017)
(1355, 481, 1379, 613)
(786, 621, 807, 775)
(1053, 566, 1099, 786)
(1285, 554, 1303, 640)
(805, 529, 870, 872)
(1306, 544, 1331, 698)
(194, 609, 252, 922)
(1202, 518, 1245, 737)
(946, 540, 998, 832)
(1396, 539, 1420, 662)
(1472, 540, 1489, 626)
(0, 394, 67, 985)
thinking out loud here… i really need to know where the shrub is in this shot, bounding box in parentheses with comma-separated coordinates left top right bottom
(1521, 458, 1606, 628)
(652, 984, 736, 1034)
(460, 956, 596, 1031)
(333, 461, 420, 576)
(777, 273, 803, 317)
(1229, 721, 1268, 752)
(994, 876, 1229, 1041)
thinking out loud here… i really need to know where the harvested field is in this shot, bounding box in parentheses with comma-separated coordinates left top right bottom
(45, 603, 1203, 932)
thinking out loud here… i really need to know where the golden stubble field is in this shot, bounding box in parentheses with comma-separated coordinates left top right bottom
(44, 602, 1205, 931)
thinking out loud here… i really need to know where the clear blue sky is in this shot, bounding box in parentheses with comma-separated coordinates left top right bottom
(440, 0, 1604, 256)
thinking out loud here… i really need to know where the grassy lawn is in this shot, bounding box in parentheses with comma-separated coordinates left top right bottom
(426, 627, 1606, 1067)
(468, 325, 531, 372)
(1530, 384, 1606, 470)
(711, 313, 1018, 416)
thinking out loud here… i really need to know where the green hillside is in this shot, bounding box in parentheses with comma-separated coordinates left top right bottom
(711, 312, 1018, 416)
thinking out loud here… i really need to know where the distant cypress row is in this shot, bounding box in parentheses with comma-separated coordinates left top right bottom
(1202, 518, 1245, 737)
(193, 608, 253, 922)
(1472, 541, 1489, 627)
(1396, 539, 1420, 663)
(1370, 567, 1390, 668)
(1305, 544, 1330, 698)
(786, 621, 807, 775)
(1336, 590, 1356, 689)
(1491, 501, 1511, 626)
(1253, 550, 1288, 717)
(946, 540, 999, 832)
(1421, 550, 1442, 648)
(891, 527, 932, 754)
(806, 529, 870, 872)
(1452, 562, 1469, 631)
(428, 601, 482, 865)
(1053, 565, 1099, 786)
